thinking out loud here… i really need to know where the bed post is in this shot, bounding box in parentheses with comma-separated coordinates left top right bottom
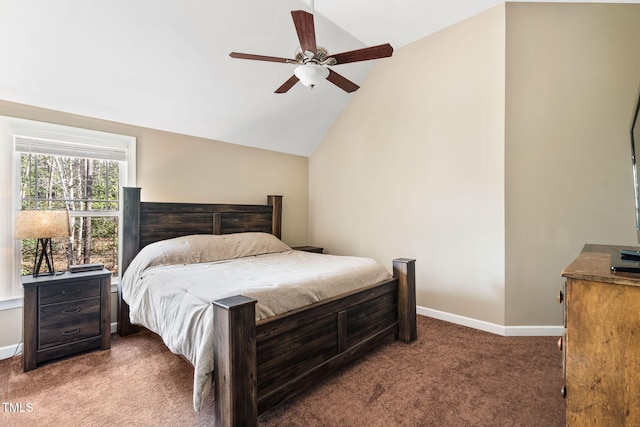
(212, 295, 258, 427)
(267, 195, 282, 239)
(118, 187, 141, 336)
(393, 258, 417, 343)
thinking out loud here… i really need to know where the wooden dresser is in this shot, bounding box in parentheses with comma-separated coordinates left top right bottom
(561, 245, 640, 426)
(22, 269, 111, 372)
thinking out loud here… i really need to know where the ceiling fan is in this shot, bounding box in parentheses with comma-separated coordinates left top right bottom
(229, 8, 393, 93)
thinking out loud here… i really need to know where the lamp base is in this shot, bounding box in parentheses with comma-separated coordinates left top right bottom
(33, 238, 55, 277)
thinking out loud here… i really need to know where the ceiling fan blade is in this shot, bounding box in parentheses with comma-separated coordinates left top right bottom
(275, 75, 300, 93)
(229, 52, 295, 64)
(326, 69, 359, 93)
(330, 43, 393, 65)
(291, 10, 317, 55)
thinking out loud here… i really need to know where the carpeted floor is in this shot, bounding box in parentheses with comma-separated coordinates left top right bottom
(0, 316, 565, 426)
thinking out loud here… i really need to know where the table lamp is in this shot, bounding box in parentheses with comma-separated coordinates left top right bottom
(15, 210, 71, 276)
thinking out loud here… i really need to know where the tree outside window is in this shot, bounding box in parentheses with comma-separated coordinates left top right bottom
(19, 153, 119, 276)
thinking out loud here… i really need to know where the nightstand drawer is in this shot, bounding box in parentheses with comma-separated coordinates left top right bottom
(39, 279, 101, 305)
(38, 298, 101, 348)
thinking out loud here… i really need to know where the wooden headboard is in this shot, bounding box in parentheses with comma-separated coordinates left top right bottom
(117, 187, 283, 335)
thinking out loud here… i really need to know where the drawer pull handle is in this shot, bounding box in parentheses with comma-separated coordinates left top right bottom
(61, 289, 81, 295)
(62, 328, 80, 336)
(62, 308, 81, 314)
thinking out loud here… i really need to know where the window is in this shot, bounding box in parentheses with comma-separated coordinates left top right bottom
(0, 116, 136, 301)
(18, 152, 120, 276)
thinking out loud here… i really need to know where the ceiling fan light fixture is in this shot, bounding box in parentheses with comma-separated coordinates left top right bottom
(294, 63, 329, 89)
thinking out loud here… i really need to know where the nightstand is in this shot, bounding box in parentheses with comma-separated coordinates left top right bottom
(292, 246, 324, 254)
(22, 269, 111, 372)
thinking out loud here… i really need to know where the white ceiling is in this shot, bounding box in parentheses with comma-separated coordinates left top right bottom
(0, 0, 636, 156)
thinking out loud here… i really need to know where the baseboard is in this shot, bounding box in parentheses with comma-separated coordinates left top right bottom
(504, 324, 565, 337)
(417, 306, 564, 337)
(0, 342, 22, 360)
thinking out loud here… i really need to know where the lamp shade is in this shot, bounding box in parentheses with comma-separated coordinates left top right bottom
(15, 210, 71, 239)
(294, 63, 329, 89)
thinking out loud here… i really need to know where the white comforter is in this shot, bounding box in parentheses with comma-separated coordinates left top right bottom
(120, 233, 391, 411)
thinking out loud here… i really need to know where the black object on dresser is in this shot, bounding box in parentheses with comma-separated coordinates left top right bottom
(22, 269, 111, 372)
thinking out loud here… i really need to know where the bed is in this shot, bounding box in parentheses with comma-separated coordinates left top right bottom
(117, 187, 416, 426)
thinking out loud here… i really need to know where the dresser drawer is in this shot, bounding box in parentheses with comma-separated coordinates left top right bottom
(38, 298, 101, 349)
(39, 279, 101, 305)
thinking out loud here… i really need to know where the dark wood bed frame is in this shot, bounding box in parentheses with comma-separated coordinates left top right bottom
(117, 187, 416, 426)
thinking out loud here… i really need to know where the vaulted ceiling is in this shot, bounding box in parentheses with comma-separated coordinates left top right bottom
(0, 0, 635, 156)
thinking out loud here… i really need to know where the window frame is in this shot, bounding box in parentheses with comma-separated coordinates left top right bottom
(1, 116, 136, 303)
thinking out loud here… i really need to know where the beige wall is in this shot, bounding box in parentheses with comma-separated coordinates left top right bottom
(504, 3, 640, 324)
(311, 2, 640, 328)
(0, 100, 309, 348)
(310, 6, 507, 325)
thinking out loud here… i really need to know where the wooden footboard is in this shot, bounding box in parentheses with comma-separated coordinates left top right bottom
(212, 258, 416, 427)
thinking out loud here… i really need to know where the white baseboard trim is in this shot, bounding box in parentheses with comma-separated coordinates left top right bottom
(0, 342, 22, 360)
(504, 325, 565, 337)
(417, 306, 564, 337)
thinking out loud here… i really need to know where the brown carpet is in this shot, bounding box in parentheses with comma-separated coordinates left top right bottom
(1, 316, 565, 426)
